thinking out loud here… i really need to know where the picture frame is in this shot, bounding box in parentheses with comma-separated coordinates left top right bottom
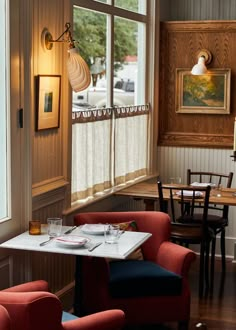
(36, 75, 61, 130)
(175, 69, 231, 114)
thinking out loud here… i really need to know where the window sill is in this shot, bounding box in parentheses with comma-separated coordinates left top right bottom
(62, 173, 158, 216)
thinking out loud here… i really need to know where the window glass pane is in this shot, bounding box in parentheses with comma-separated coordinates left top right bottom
(93, 0, 108, 3)
(114, 17, 145, 106)
(0, 0, 8, 221)
(73, 6, 107, 109)
(115, 0, 146, 14)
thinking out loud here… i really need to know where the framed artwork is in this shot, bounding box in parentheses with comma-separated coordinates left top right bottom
(36, 75, 61, 130)
(175, 69, 231, 114)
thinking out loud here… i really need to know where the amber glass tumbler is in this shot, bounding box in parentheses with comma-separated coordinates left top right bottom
(29, 220, 41, 235)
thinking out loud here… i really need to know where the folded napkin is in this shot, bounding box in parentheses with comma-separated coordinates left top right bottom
(191, 182, 216, 187)
(176, 190, 203, 197)
(56, 235, 88, 244)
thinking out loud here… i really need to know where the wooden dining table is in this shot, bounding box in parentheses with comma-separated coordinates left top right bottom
(115, 177, 236, 210)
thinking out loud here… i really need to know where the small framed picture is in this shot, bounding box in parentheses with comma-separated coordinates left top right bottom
(36, 75, 61, 130)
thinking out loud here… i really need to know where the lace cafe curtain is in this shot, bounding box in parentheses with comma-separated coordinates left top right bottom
(71, 104, 150, 203)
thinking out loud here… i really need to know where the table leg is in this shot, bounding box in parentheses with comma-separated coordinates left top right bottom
(74, 255, 84, 317)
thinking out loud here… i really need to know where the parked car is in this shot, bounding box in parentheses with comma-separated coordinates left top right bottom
(73, 79, 135, 108)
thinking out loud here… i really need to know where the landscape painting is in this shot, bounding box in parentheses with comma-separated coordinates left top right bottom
(175, 69, 231, 114)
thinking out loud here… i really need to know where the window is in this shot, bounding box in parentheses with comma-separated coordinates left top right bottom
(71, 0, 155, 204)
(115, 0, 146, 14)
(0, 0, 10, 222)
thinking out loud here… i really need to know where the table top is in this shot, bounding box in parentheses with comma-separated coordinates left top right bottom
(0, 225, 151, 260)
(115, 181, 236, 206)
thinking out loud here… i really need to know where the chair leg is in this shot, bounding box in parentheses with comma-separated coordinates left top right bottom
(204, 241, 210, 291)
(199, 242, 205, 297)
(210, 237, 216, 293)
(220, 229, 226, 272)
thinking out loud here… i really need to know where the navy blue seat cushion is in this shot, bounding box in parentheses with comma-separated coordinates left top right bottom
(109, 260, 182, 298)
(62, 311, 78, 322)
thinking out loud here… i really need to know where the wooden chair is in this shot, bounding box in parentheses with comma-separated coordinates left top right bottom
(157, 182, 214, 297)
(187, 169, 233, 277)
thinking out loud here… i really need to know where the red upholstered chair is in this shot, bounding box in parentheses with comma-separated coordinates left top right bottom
(74, 211, 196, 330)
(0, 305, 11, 330)
(0, 280, 125, 330)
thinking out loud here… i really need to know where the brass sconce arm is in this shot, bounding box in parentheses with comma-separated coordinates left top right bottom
(42, 22, 76, 50)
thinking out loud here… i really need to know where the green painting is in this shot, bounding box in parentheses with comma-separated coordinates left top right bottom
(176, 69, 230, 114)
(183, 75, 224, 107)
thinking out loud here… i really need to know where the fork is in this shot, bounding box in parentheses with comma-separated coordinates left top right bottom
(39, 236, 55, 246)
(39, 226, 79, 246)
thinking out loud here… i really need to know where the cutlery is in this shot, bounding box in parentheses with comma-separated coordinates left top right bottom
(88, 242, 102, 252)
(39, 226, 78, 246)
(64, 226, 77, 235)
(39, 236, 54, 246)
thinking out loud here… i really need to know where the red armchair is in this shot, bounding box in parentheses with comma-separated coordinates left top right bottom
(74, 211, 196, 330)
(0, 280, 125, 330)
(0, 305, 11, 330)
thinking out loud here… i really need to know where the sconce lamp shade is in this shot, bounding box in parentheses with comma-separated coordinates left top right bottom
(191, 49, 213, 75)
(67, 48, 91, 92)
(41, 23, 91, 92)
(191, 56, 208, 75)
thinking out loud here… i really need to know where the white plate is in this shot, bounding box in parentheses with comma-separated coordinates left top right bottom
(55, 235, 90, 247)
(191, 182, 216, 187)
(176, 190, 203, 197)
(81, 224, 109, 235)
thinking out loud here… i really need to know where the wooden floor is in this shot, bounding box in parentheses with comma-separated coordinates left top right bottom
(187, 257, 236, 329)
(126, 257, 236, 330)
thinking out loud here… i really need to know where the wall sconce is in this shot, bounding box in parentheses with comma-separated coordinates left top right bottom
(191, 49, 212, 75)
(41, 22, 91, 92)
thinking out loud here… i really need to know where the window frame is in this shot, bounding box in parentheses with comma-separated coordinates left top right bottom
(70, 0, 158, 207)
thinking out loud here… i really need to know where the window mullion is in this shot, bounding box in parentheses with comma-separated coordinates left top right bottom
(106, 13, 114, 107)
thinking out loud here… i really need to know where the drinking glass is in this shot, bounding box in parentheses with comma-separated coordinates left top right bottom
(216, 184, 223, 197)
(169, 177, 182, 184)
(104, 224, 121, 244)
(47, 218, 62, 237)
(29, 220, 41, 235)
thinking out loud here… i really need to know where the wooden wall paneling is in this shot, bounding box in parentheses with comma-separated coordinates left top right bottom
(30, 0, 73, 307)
(31, 252, 75, 294)
(159, 21, 236, 148)
(32, 0, 69, 193)
(0, 256, 13, 290)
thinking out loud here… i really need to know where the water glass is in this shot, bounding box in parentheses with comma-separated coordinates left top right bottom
(47, 218, 62, 237)
(169, 177, 182, 184)
(216, 184, 223, 197)
(104, 224, 121, 244)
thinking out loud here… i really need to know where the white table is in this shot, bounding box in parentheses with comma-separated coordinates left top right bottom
(0, 225, 151, 316)
(0, 225, 151, 259)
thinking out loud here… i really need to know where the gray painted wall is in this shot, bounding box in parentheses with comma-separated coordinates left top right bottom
(160, 0, 236, 21)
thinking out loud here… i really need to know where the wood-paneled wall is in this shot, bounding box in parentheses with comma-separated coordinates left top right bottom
(159, 20, 236, 148)
(157, 1, 236, 260)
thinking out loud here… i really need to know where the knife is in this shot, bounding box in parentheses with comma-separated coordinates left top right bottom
(88, 242, 102, 252)
(64, 226, 77, 235)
